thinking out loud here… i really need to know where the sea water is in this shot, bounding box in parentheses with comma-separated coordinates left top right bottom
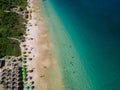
(39, 0, 120, 90)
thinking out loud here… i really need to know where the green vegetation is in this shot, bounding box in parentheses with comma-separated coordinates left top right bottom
(0, 0, 27, 10)
(0, 0, 27, 57)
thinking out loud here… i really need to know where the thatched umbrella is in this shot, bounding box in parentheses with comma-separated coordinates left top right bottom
(17, 67, 21, 70)
(1, 72, 5, 76)
(13, 63, 18, 66)
(16, 70, 21, 73)
(17, 77, 22, 81)
(3, 69, 7, 72)
(7, 83, 11, 87)
(7, 79, 11, 83)
(6, 82, 10, 85)
(6, 73, 10, 77)
(12, 74, 16, 77)
(1, 77, 6, 80)
(6, 85, 9, 89)
(10, 87, 15, 90)
(7, 63, 11, 66)
(11, 82, 16, 86)
(13, 83, 18, 87)
(16, 74, 21, 77)
(0, 80, 4, 84)
(18, 58, 22, 61)
(15, 86, 20, 90)
(8, 69, 11, 73)
(12, 78, 17, 82)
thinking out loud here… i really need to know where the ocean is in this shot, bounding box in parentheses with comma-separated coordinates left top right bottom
(39, 0, 120, 90)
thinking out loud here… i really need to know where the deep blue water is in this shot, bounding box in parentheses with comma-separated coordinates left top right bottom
(49, 0, 120, 90)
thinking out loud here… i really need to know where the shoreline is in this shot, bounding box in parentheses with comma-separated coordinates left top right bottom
(20, 0, 64, 90)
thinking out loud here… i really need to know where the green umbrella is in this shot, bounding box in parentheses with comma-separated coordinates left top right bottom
(28, 58, 32, 61)
(24, 58, 27, 60)
(22, 67, 26, 70)
(22, 80, 24, 82)
(24, 86, 29, 89)
(24, 88, 29, 90)
(22, 62, 25, 65)
(29, 82, 32, 86)
(22, 72, 26, 75)
(28, 52, 31, 54)
(29, 87, 32, 90)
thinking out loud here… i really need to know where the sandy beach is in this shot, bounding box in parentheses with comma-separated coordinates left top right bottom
(20, 0, 64, 90)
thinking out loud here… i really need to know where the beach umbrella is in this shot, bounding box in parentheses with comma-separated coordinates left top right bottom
(25, 48, 28, 50)
(10, 59, 15, 63)
(24, 57, 27, 60)
(24, 55, 28, 57)
(12, 78, 16, 81)
(1, 72, 5, 76)
(18, 67, 21, 70)
(8, 69, 11, 73)
(27, 70, 33, 73)
(1, 77, 5, 80)
(27, 76, 32, 80)
(16, 70, 21, 73)
(22, 72, 26, 75)
(23, 61, 27, 63)
(18, 58, 22, 61)
(24, 87, 29, 90)
(22, 62, 25, 66)
(30, 81, 34, 84)
(3, 69, 7, 72)
(22, 67, 26, 70)
(22, 45, 26, 47)
(0, 80, 4, 84)
(7, 63, 11, 66)
(28, 58, 32, 61)
(29, 86, 34, 90)
(13, 83, 18, 87)
(7, 83, 11, 87)
(28, 51, 31, 54)
(22, 55, 25, 58)
(14, 63, 18, 66)
(15, 86, 21, 90)
(22, 80, 25, 82)
(11, 82, 16, 85)
(23, 79, 27, 82)
(11, 87, 15, 90)
(6, 85, 9, 89)
(12, 74, 16, 77)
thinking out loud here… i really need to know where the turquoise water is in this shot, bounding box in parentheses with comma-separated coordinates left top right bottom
(39, 0, 120, 90)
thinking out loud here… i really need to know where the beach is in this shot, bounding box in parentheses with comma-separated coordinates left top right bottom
(20, 0, 64, 90)
(0, 0, 119, 90)
(19, 0, 120, 90)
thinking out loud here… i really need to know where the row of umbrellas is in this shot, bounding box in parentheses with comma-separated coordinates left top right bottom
(21, 45, 34, 90)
